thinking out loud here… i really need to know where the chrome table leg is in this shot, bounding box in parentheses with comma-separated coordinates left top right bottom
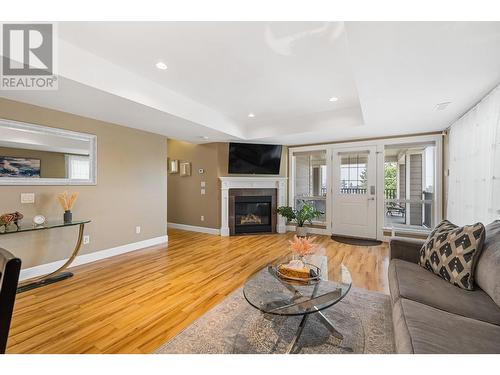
(286, 313, 309, 354)
(315, 308, 344, 340)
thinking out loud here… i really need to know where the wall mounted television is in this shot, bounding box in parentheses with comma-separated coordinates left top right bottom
(228, 143, 282, 175)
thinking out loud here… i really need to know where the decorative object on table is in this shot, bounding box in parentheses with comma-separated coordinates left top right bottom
(276, 235, 320, 281)
(276, 201, 322, 237)
(289, 235, 318, 259)
(57, 191, 79, 223)
(169, 159, 179, 174)
(277, 261, 321, 282)
(418, 219, 485, 290)
(0, 212, 24, 231)
(32, 214, 46, 226)
(0, 156, 40, 178)
(180, 162, 191, 177)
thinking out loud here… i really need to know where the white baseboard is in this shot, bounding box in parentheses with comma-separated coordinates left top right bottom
(286, 225, 329, 236)
(19, 235, 168, 281)
(168, 222, 220, 235)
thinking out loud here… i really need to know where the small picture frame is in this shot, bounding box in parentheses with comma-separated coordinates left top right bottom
(169, 159, 179, 174)
(180, 162, 191, 177)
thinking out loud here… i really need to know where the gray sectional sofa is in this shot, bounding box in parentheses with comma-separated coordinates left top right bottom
(388, 220, 500, 353)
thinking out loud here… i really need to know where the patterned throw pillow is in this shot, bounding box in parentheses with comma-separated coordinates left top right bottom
(418, 220, 486, 290)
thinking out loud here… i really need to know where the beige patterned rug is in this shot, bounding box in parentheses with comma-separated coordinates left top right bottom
(155, 286, 395, 354)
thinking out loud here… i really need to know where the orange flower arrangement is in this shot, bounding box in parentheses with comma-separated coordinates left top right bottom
(289, 235, 318, 257)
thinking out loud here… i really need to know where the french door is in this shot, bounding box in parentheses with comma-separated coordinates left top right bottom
(332, 146, 377, 239)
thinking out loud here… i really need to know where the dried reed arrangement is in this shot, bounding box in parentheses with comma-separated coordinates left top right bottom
(57, 191, 79, 212)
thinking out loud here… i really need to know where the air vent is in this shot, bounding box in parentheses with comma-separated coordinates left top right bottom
(435, 102, 452, 111)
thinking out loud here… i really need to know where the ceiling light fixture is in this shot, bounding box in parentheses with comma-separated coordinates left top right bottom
(248, 113, 255, 118)
(329, 97, 339, 102)
(200, 136, 209, 140)
(435, 102, 452, 111)
(155, 61, 168, 70)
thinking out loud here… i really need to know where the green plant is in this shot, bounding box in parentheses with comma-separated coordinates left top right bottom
(276, 201, 322, 227)
(384, 162, 397, 190)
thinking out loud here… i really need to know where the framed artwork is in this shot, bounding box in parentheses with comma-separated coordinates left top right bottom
(0, 156, 41, 178)
(180, 162, 191, 177)
(169, 159, 179, 174)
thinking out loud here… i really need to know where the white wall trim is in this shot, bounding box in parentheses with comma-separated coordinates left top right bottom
(168, 222, 220, 235)
(19, 235, 168, 281)
(286, 225, 329, 236)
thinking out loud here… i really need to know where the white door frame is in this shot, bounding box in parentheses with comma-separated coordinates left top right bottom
(288, 133, 443, 240)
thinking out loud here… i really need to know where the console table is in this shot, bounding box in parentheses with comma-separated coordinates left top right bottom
(0, 219, 91, 293)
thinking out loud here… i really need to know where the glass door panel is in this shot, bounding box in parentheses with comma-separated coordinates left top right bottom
(292, 151, 327, 224)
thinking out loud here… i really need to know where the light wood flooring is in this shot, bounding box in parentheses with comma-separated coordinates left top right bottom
(8, 229, 389, 354)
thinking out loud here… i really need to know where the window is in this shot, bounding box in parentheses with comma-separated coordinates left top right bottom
(66, 155, 90, 180)
(292, 150, 327, 223)
(340, 153, 368, 194)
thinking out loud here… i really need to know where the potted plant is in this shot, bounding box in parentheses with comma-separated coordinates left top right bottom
(276, 202, 322, 237)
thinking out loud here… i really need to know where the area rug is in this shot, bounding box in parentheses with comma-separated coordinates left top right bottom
(155, 286, 395, 354)
(331, 235, 383, 246)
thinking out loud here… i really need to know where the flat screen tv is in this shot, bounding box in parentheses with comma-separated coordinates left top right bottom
(228, 143, 282, 175)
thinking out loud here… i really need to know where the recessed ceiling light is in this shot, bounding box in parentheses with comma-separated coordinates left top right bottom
(248, 113, 255, 118)
(200, 136, 209, 140)
(329, 97, 339, 102)
(155, 61, 168, 70)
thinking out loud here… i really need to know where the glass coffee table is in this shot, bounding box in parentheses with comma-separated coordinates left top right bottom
(243, 253, 352, 354)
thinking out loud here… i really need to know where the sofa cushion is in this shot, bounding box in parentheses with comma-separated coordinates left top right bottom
(418, 220, 485, 290)
(475, 220, 500, 306)
(389, 259, 500, 325)
(392, 298, 500, 354)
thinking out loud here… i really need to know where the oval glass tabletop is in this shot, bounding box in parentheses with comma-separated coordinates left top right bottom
(243, 253, 352, 316)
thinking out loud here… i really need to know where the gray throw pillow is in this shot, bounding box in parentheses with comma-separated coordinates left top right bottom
(418, 220, 486, 290)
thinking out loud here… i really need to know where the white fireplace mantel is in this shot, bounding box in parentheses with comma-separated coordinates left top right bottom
(219, 176, 288, 236)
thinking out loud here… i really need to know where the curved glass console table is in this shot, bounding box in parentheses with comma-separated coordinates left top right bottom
(0, 219, 91, 293)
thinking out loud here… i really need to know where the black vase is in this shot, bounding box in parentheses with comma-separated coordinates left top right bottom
(64, 210, 72, 223)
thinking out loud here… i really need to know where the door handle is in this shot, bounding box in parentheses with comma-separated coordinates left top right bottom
(368, 197, 375, 201)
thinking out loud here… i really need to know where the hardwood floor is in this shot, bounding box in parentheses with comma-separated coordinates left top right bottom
(8, 229, 389, 354)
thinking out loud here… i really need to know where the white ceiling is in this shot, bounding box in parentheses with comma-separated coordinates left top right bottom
(1, 22, 500, 145)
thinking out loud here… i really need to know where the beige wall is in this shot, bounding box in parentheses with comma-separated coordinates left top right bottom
(0, 146, 67, 178)
(167, 140, 287, 229)
(0, 98, 168, 269)
(167, 140, 220, 229)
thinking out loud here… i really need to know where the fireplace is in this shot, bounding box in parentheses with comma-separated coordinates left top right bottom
(234, 196, 272, 234)
(228, 188, 277, 235)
